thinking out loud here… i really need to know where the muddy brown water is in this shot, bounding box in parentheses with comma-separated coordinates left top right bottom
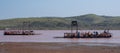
(0, 30, 120, 44)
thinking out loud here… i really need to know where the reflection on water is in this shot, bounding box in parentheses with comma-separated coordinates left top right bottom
(0, 30, 120, 43)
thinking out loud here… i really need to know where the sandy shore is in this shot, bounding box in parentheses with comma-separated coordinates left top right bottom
(0, 42, 120, 53)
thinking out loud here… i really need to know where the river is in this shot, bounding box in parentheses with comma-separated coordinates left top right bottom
(0, 30, 120, 44)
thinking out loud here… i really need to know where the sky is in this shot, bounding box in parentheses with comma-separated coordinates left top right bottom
(0, 0, 120, 19)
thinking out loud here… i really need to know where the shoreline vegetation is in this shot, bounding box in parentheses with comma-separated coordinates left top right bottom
(0, 42, 120, 53)
(0, 14, 120, 30)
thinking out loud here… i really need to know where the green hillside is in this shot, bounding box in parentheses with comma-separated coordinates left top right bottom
(0, 14, 120, 30)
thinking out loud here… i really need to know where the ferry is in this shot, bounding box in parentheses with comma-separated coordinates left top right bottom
(4, 28, 34, 35)
(64, 21, 112, 38)
(4, 30, 34, 35)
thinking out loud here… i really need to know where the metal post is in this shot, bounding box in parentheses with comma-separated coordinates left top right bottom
(71, 21, 78, 34)
(71, 22, 73, 36)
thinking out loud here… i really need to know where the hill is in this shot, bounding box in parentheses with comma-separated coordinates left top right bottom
(0, 14, 120, 30)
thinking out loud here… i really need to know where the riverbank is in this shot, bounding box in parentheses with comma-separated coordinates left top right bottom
(0, 42, 120, 53)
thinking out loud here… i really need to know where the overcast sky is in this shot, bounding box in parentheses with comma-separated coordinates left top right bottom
(0, 0, 120, 19)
